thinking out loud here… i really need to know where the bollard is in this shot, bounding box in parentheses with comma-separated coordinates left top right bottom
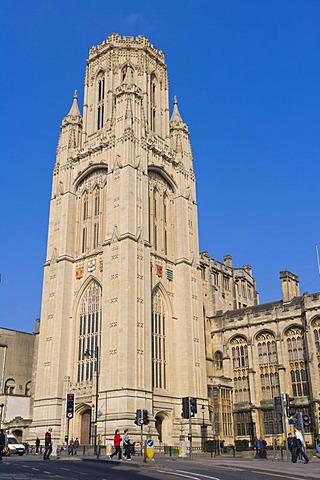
(232, 446, 235, 458)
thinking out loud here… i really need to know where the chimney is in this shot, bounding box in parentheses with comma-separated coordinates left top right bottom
(280, 271, 300, 302)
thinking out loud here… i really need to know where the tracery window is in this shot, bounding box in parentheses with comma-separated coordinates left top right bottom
(285, 327, 309, 397)
(149, 172, 173, 258)
(263, 410, 282, 435)
(256, 332, 280, 399)
(235, 412, 252, 436)
(152, 290, 167, 390)
(231, 336, 249, 403)
(76, 170, 107, 256)
(77, 282, 101, 383)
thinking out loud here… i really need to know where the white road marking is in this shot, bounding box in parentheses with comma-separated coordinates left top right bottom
(157, 471, 219, 480)
(60, 467, 71, 471)
(177, 471, 221, 480)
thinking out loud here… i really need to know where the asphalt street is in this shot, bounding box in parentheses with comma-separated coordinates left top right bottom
(0, 454, 319, 480)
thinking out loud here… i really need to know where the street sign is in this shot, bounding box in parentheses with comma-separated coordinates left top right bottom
(289, 418, 298, 425)
(147, 439, 154, 447)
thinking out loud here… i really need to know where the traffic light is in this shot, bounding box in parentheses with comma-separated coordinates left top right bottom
(285, 394, 296, 417)
(134, 409, 143, 425)
(143, 409, 149, 425)
(66, 393, 75, 419)
(303, 414, 311, 429)
(190, 397, 197, 417)
(182, 397, 189, 419)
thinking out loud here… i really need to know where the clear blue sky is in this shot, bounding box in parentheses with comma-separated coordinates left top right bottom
(1, 0, 319, 333)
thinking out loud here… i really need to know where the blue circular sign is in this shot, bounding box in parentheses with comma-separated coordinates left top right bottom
(147, 439, 154, 447)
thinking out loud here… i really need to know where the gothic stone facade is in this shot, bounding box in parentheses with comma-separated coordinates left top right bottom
(27, 34, 320, 447)
(31, 34, 208, 446)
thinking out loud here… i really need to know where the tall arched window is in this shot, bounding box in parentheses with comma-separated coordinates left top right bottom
(97, 72, 105, 130)
(76, 168, 107, 256)
(256, 331, 280, 399)
(285, 326, 309, 397)
(77, 282, 102, 383)
(152, 290, 167, 389)
(150, 73, 157, 132)
(230, 336, 249, 403)
(149, 172, 173, 257)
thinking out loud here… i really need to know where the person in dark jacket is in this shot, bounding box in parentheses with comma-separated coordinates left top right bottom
(0, 429, 7, 462)
(35, 437, 40, 454)
(43, 428, 52, 460)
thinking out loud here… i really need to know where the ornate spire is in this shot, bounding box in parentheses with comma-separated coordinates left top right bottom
(67, 90, 81, 117)
(170, 96, 183, 122)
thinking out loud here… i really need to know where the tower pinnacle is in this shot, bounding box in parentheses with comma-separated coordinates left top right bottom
(66, 90, 81, 117)
(170, 95, 183, 122)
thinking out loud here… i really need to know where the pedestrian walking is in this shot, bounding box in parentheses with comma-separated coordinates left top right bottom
(123, 429, 132, 460)
(0, 429, 8, 463)
(35, 437, 40, 454)
(293, 427, 309, 463)
(43, 428, 52, 460)
(110, 429, 122, 460)
(68, 438, 75, 455)
(74, 438, 79, 455)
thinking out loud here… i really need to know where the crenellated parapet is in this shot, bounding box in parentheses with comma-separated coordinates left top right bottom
(88, 34, 165, 63)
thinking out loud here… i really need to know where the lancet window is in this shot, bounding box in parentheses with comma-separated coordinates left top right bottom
(256, 331, 280, 399)
(152, 290, 167, 390)
(231, 336, 249, 403)
(285, 326, 309, 397)
(77, 282, 101, 384)
(76, 171, 106, 256)
(97, 73, 105, 130)
(149, 173, 173, 258)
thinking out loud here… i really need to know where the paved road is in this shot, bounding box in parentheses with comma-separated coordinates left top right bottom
(0, 455, 318, 480)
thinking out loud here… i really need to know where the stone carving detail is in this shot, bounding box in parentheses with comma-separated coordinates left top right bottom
(76, 169, 107, 196)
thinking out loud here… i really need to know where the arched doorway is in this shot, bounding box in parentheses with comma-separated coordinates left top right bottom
(155, 415, 163, 443)
(81, 410, 91, 445)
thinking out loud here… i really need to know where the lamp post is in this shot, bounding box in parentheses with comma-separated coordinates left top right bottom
(84, 345, 99, 455)
(201, 405, 207, 451)
(0, 403, 4, 429)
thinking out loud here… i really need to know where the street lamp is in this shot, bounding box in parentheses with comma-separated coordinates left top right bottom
(83, 345, 99, 454)
(0, 403, 4, 429)
(201, 405, 207, 451)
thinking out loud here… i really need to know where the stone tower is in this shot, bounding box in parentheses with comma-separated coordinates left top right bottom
(31, 34, 207, 445)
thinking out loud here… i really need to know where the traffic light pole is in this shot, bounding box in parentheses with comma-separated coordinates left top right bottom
(141, 421, 144, 458)
(188, 397, 192, 460)
(281, 394, 289, 462)
(66, 418, 70, 447)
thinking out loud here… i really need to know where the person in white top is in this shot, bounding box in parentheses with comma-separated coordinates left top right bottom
(294, 427, 309, 463)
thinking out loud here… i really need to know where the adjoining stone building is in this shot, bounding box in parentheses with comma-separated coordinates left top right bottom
(206, 270, 320, 446)
(0, 323, 39, 441)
